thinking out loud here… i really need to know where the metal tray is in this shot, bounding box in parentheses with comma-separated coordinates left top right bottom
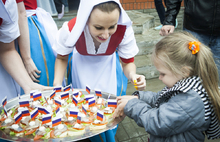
(0, 89, 124, 142)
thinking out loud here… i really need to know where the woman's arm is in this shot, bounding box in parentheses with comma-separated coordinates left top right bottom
(53, 54, 69, 86)
(122, 61, 146, 91)
(17, 1, 41, 82)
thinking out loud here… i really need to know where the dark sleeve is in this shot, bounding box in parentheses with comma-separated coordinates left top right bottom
(163, 0, 182, 26)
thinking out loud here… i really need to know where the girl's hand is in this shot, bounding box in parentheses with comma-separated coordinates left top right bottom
(113, 96, 138, 118)
(130, 74, 146, 91)
(23, 58, 41, 82)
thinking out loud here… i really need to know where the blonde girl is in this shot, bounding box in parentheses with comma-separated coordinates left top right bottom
(114, 31, 220, 142)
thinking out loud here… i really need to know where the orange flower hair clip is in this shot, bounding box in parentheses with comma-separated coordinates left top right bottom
(189, 41, 201, 54)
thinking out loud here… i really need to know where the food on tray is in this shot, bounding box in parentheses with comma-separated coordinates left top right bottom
(0, 86, 117, 140)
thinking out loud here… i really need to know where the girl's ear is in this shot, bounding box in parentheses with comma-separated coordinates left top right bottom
(181, 66, 191, 77)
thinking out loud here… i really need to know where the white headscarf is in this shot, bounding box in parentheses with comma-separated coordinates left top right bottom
(65, 0, 132, 47)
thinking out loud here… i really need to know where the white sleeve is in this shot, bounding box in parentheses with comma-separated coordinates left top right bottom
(52, 22, 75, 55)
(0, 0, 20, 43)
(117, 25, 139, 59)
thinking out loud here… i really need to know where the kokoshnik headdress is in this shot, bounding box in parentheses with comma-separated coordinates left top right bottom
(65, 0, 132, 47)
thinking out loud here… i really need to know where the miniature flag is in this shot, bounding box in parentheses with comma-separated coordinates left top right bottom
(33, 92, 42, 101)
(97, 110, 104, 121)
(38, 106, 45, 114)
(56, 107, 60, 114)
(14, 111, 22, 124)
(21, 108, 30, 117)
(63, 84, 71, 92)
(108, 99, 117, 108)
(55, 98, 61, 107)
(77, 115, 81, 124)
(82, 105, 87, 115)
(44, 108, 51, 114)
(52, 116, 61, 127)
(50, 91, 56, 100)
(72, 90, 79, 98)
(3, 106, 7, 117)
(30, 108, 39, 120)
(54, 86, 62, 93)
(30, 90, 37, 99)
(95, 90, 102, 97)
(69, 109, 78, 117)
(42, 114, 51, 125)
(2, 96, 7, 107)
(88, 98, 95, 107)
(72, 95, 78, 106)
(85, 94, 94, 103)
(19, 99, 29, 107)
(86, 85, 91, 94)
(60, 92, 69, 100)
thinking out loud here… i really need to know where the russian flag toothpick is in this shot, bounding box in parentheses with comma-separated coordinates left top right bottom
(88, 98, 95, 107)
(3, 106, 7, 117)
(30, 108, 39, 120)
(2, 96, 7, 107)
(72, 95, 78, 106)
(107, 99, 117, 108)
(42, 114, 51, 125)
(63, 84, 71, 92)
(44, 96, 48, 104)
(72, 90, 79, 98)
(14, 111, 22, 124)
(38, 106, 45, 114)
(77, 115, 81, 124)
(82, 105, 87, 115)
(44, 108, 51, 114)
(19, 99, 29, 107)
(97, 110, 104, 121)
(86, 85, 91, 94)
(95, 89, 102, 97)
(85, 94, 94, 103)
(52, 116, 61, 127)
(69, 109, 78, 118)
(53, 86, 62, 93)
(60, 92, 69, 100)
(33, 92, 42, 101)
(55, 98, 61, 107)
(50, 91, 56, 100)
(21, 107, 30, 117)
(56, 107, 60, 114)
(30, 90, 37, 99)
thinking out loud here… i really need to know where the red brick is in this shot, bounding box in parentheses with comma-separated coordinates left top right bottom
(123, 0, 135, 3)
(130, 3, 134, 10)
(136, 0, 148, 2)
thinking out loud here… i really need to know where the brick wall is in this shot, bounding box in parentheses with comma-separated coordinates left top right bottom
(120, 0, 184, 10)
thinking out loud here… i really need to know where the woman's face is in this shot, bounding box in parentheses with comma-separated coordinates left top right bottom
(87, 8, 120, 44)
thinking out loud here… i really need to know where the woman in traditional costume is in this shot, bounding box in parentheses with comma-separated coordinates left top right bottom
(53, 0, 146, 141)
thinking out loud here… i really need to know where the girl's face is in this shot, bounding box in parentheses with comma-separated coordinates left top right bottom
(154, 61, 184, 88)
(87, 8, 120, 44)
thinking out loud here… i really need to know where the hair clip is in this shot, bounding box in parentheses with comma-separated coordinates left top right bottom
(189, 41, 200, 54)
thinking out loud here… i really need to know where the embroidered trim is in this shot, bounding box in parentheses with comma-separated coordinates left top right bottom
(155, 76, 220, 139)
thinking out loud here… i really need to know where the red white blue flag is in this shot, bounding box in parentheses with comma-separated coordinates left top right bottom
(52, 116, 61, 127)
(2, 96, 7, 107)
(95, 89, 102, 97)
(19, 99, 29, 107)
(30, 90, 37, 99)
(85, 94, 94, 103)
(56, 107, 60, 114)
(77, 115, 81, 124)
(72, 95, 78, 106)
(55, 98, 61, 107)
(82, 105, 87, 115)
(14, 111, 22, 124)
(64, 84, 71, 92)
(3, 106, 7, 117)
(88, 98, 95, 107)
(107, 99, 117, 108)
(60, 92, 69, 100)
(72, 90, 79, 98)
(86, 85, 91, 94)
(97, 110, 104, 121)
(21, 107, 30, 117)
(50, 91, 56, 100)
(69, 108, 78, 118)
(30, 108, 39, 120)
(53, 86, 62, 93)
(44, 96, 48, 104)
(37, 106, 45, 114)
(33, 92, 42, 101)
(42, 114, 51, 124)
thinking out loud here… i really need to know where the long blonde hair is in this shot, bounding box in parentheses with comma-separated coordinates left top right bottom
(152, 31, 220, 121)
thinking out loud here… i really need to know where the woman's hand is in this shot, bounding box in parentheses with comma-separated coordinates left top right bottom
(130, 73, 146, 91)
(23, 58, 41, 82)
